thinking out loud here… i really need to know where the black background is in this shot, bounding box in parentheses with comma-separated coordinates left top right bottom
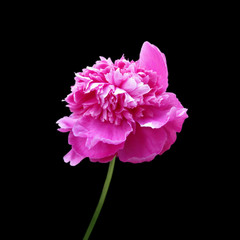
(8, 3, 231, 239)
(48, 31, 208, 239)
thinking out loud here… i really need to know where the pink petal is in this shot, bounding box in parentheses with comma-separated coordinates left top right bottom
(72, 116, 133, 148)
(117, 124, 167, 163)
(137, 93, 188, 130)
(121, 77, 137, 92)
(137, 107, 175, 129)
(158, 108, 188, 155)
(130, 83, 151, 97)
(63, 149, 85, 166)
(113, 68, 123, 86)
(159, 126, 177, 155)
(69, 132, 124, 159)
(139, 41, 168, 91)
(163, 108, 188, 133)
(56, 117, 77, 132)
(90, 155, 116, 163)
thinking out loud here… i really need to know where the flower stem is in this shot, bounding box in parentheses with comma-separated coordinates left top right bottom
(83, 156, 116, 240)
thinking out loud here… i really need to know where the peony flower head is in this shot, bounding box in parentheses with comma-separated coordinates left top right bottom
(57, 41, 188, 165)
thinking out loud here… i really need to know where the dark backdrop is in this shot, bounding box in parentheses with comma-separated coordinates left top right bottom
(16, 5, 222, 239)
(47, 35, 206, 239)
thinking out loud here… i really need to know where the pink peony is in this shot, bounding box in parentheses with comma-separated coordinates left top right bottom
(57, 41, 188, 165)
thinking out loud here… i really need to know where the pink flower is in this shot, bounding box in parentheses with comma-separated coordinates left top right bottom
(57, 41, 188, 166)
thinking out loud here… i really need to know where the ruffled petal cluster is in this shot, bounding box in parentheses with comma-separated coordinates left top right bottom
(57, 41, 188, 165)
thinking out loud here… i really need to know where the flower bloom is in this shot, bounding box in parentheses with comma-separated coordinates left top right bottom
(57, 41, 188, 165)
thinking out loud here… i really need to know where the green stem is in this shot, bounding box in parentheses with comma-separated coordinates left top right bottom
(83, 156, 116, 240)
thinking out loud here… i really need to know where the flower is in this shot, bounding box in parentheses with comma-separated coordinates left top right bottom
(57, 41, 188, 165)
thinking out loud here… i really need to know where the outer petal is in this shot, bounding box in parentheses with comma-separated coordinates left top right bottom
(166, 109, 188, 132)
(139, 41, 168, 91)
(159, 126, 177, 155)
(89, 155, 116, 163)
(158, 107, 188, 155)
(136, 93, 188, 130)
(69, 132, 124, 160)
(63, 149, 85, 166)
(137, 106, 175, 129)
(57, 117, 77, 132)
(72, 116, 133, 148)
(117, 124, 167, 163)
